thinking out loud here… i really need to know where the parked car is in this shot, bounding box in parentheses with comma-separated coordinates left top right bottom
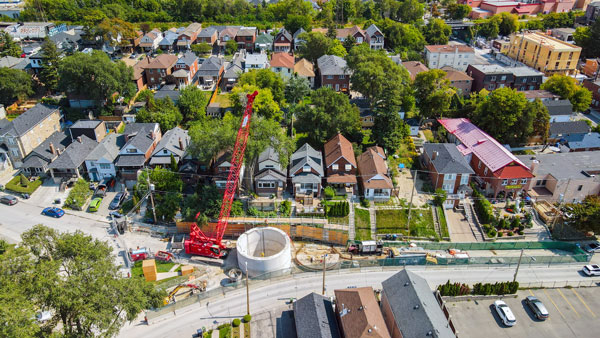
(582, 264, 600, 276)
(109, 192, 127, 210)
(89, 197, 103, 212)
(584, 242, 600, 253)
(0, 195, 18, 205)
(524, 296, 549, 320)
(494, 300, 516, 327)
(42, 207, 65, 218)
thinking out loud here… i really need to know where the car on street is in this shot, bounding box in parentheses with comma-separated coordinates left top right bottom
(524, 296, 549, 320)
(42, 207, 65, 218)
(582, 264, 600, 276)
(494, 300, 516, 327)
(109, 192, 127, 210)
(584, 242, 600, 253)
(89, 197, 103, 212)
(0, 195, 18, 205)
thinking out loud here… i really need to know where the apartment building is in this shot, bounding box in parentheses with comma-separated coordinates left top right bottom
(507, 32, 581, 76)
(425, 44, 475, 71)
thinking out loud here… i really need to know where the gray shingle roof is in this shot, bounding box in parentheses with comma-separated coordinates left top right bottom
(258, 146, 279, 164)
(317, 55, 350, 76)
(198, 56, 224, 76)
(255, 33, 274, 44)
(0, 56, 22, 68)
(224, 54, 244, 78)
(26, 130, 70, 163)
(49, 135, 98, 169)
(123, 123, 159, 153)
(365, 24, 382, 36)
(153, 88, 181, 103)
(198, 27, 217, 38)
(276, 28, 292, 41)
(290, 143, 324, 177)
(543, 99, 573, 116)
(564, 132, 600, 150)
(178, 51, 198, 67)
(71, 119, 101, 129)
(382, 270, 456, 338)
(549, 121, 590, 136)
(517, 151, 600, 180)
(293, 28, 306, 39)
(21, 155, 47, 168)
(115, 154, 147, 167)
(255, 168, 286, 182)
(151, 126, 189, 158)
(0, 103, 59, 137)
(86, 133, 126, 162)
(423, 143, 474, 174)
(293, 292, 341, 338)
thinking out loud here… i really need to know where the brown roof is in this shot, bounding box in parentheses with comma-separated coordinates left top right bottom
(336, 25, 365, 39)
(294, 58, 315, 77)
(324, 133, 356, 168)
(402, 61, 429, 81)
(441, 66, 473, 82)
(270, 52, 294, 69)
(220, 27, 240, 40)
(146, 54, 178, 69)
(357, 147, 393, 189)
(327, 173, 357, 184)
(523, 90, 560, 100)
(334, 287, 391, 338)
(425, 44, 474, 54)
(132, 57, 151, 80)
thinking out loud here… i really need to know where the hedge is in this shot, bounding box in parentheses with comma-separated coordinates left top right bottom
(5, 175, 42, 194)
(471, 184, 495, 224)
(326, 201, 349, 217)
(437, 280, 471, 296)
(438, 281, 518, 296)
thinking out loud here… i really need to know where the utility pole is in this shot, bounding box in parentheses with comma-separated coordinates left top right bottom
(245, 262, 250, 315)
(513, 248, 524, 283)
(406, 170, 417, 232)
(322, 254, 327, 295)
(147, 169, 157, 224)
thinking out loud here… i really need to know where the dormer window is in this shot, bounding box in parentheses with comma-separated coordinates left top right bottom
(332, 164, 339, 171)
(302, 165, 311, 173)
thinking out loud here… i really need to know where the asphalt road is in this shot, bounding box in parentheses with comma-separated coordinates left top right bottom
(118, 264, 598, 338)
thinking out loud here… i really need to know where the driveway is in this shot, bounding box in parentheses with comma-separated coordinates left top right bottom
(27, 178, 70, 208)
(446, 209, 478, 242)
(395, 170, 428, 207)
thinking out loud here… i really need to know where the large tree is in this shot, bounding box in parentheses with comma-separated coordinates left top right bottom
(446, 3, 471, 20)
(136, 97, 183, 131)
(95, 17, 138, 47)
(423, 18, 452, 45)
(372, 111, 410, 152)
(378, 19, 425, 53)
(229, 84, 281, 121)
(0, 31, 22, 57)
(394, 0, 424, 23)
(238, 69, 285, 104)
(284, 14, 312, 34)
(285, 75, 311, 105)
(178, 86, 208, 124)
(0, 68, 33, 106)
(564, 195, 600, 234)
(39, 37, 60, 93)
(541, 74, 592, 112)
(297, 31, 334, 64)
(497, 12, 519, 36)
(413, 69, 456, 119)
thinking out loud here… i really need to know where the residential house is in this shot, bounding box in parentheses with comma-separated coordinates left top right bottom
(510, 67, 544, 91)
(0, 0, 23, 19)
(294, 58, 315, 88)
(0, 55, 30, 71)
(0, 103, 61, 170)
(48, 135, 98, 182)
(422, 143, 474, 208)
(244, 52, 269, 72)
(562, 132, 600, 152)
(441, 66, 473, 96)
(173, 51, 200, 88)
(548, 121, 591, 143)
(273, 28, 293, 52)
(254, 147, 286, 197)
(121, 30, 143, 54)
(350, 98, 374, 128)
(518, 152, 600, 203)
(115, 123, 161, 183)
(145, 54, 179, 88)
(380, 270, 456, 338)
(523, 90, 560, 102)
(177, 22, 202, 50)
(149, 126, 189, 167)
(153, 84, 182, 104)
(425, 44, 475, 71)
(222, 50, 245, 91)
(85, 133, 126, 181)
(270, 52, 294, 78)
(29, 52, 44, 74)
(49, 31, 81, 53)
(507, 32, 581, 76)
(402, 61, 429, 81)
(334, 287, 391, 338)
(584, 1, 600, 24)
(158, 30, 178, 52)
(132, 57, 151, 92)
(212, 150, 245, 192)
(438, 118, 533, 198)
(324, 133, 357, 196)
(543, 99, 573, 122)
(255, 32, 274, 52)
(406, 118, 420, 137)
(235, 27, 257, 51)
(357, 146, 393, 201)
(317, 55, 351, 92)
(583, 79, 600, 110)
(365, 24, 384, 50)
(139, 29, 162, 52)
(197, 56, 224, 87)
(290, 143, 324, 198)
(197, 27, 218, 46)
(551, 27, 576, 43)
(69, 120, 106, 142)
(581, 58, 599, 78)
(218, 26, 240, 52)
(293, 28, 306, 51)
(21, 130, 70, 176)
(466, 64, 514, 92)
(314, 25, 367, 45)
(293, 292, 341, 338)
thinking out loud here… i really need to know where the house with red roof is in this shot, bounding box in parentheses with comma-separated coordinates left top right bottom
(270, 52, 294, 78)
(438, 118, 533, 199)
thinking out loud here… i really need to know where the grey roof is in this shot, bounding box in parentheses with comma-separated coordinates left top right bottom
(543, 99, 573, 116)
(423, 143, 474, 174)
(382, 270, 456, 338)
(365, 24, 382, 36)
(223, 53, 244, 78)
(510, 66, 543, 77)
(198, 56, 224, 76)
(123, 123, 159, 153)
(178, 51, 198, 67)
(564, 132, 600, 150)
(49, 135, 98, 169)
(0, 56, 22, 68)
(317, 55, 350, 76)
(21, 155, 47, 169)
(517, 151, 600, 180)
(245, 53, 268, 66)
(151, 126, 189, 158)
(154, 88, 181, 103)
(86, 133, 126, 162)
(49, 31, 81, 44)
(292, 172, 321, 184)
(27, 130, 70, 162)
(468, 64, 512, 75)
(0, 104, 59, 137)
(290, 143, 324, 177)
(293, 28, 306, 39)
(115, 154, 147, 167)
(70, 119, 101, 129)
(258, 146, 280, 164)
(276, 28, 292, 41)
(255, 168, 286, 182)
(172, 69, 189, 77)
(293, 292, 341, 338)
(549, 121, 590, 136)
(159, 33, 177, 46)
(198, 27, 217, 38)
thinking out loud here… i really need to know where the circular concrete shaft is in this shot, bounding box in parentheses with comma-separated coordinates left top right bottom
(237, 227, 291, 277)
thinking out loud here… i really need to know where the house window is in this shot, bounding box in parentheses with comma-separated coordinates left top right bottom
(339, 75, 345, 79)
(577, 185, 583, 191)
(460, 174, 469, 185)
(264, 164, 274, 168)
(258, 182, 276, 188)
(332, 164, 339, 170)
(11, 149, 19, 157)
(490, 76, 496, 81)
(478, 160, 481, 169)
(302, 165, 311, 173)
(502, 179, 508, 186)
(501, 75, 506, 81)
(511, 179, 518, 185)
(444, 173, 455, 180)
(163, 149, 168, 154)
(99, 163, 111, 170)
(345, 164, 351, 171)
(521, 178, 527, 184)
(326, 75, 333, 79)
(127, 148, 137, 153)
(483, 167, 488, 175)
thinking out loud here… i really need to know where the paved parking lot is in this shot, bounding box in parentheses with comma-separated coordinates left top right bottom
(448, 287, 600, 337)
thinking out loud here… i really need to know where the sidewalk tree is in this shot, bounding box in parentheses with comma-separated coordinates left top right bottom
(541, 74, 592, 112)
(0, 68, 33, 106)
(39, 37, 60, 93)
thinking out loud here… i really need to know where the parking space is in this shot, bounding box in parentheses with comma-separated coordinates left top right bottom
(447, 287, 600, 337)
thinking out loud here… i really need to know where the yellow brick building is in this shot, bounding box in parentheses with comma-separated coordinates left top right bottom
(507, 32, 581, 76)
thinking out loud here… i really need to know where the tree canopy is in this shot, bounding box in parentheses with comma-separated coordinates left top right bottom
(297, 31, 347, 64)
(238, 69, 285, 104)
(378, 19, 425, 53)
(0, 68, 33, 106)
(564, 195, 600, 234)
(541, 75, 592, 112)
(284, 14, 312, 34)
(39, 37, 60, 93)
(285, 75, 311, 105)
(413, 69, 456, 119)
(230, 84, 281, 121)
(136, 97, 183, 131)
(0, 31, 22, 57)
(177, 86, 208, 124)
(423, 19, 452, 45)
(372, 111, 410, 152)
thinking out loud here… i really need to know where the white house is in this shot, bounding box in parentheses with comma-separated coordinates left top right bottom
(85, 133, 125, 181)
(244, 52, 269, 72)
(139, 29, 162, 52)
(425, 44, 475, 71)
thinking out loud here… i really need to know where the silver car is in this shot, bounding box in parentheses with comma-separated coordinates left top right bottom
(525, 296, 549, 320)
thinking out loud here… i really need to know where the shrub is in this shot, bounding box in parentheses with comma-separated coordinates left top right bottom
(279, 200, 291, 216)
(510, 217, 520, 229)
(433, 188, 447, 206)
(324, 186, 335, 199)
(507, 231, 514, 236)
(498, 232, 504, 237)
(232, 318, 241, 327)
(19, 173, 28, 186)
(437, 280, 471, 296)
(518, 230, 524, 235)
(472, 187, 494, 224)
(487, 229, 497, 237)
(243, 314, 252, 323)
(472, 281, 519, 295)
(360, 198, 370, 208)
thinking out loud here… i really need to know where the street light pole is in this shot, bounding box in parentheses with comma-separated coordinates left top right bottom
(146, 170, 157, 224)
(322, 254, 327, 295)
(513, 249, 524, 283)
(245, 261, 250, 315)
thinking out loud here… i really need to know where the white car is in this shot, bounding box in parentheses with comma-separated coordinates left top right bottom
(494, 300, 516, 327)
(582, 264, 600, 276)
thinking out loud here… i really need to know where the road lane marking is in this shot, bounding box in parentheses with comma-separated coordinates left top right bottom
(529, 290, 535, 296)
(557, 288, 580, 317)
(571, 289, 596, 318)
(543, 289, 565, 319)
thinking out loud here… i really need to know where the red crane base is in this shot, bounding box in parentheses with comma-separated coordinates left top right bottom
(184, 237, 227, 259)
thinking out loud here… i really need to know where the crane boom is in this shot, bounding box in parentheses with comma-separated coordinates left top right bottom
(184, 91, 258, 258)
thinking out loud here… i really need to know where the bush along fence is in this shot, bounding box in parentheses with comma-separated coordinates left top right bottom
(437, 280, 519, 296)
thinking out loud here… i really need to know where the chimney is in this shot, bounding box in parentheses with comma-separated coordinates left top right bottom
(530, 159, 539, 174)
(77, 136, 82, 143)
(432, 151, 438, 160)
(178, 137, 184, 150)
(49, 143, 55, 155)
(150, 131, 155, 140)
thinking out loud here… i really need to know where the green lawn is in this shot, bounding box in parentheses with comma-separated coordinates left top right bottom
(437, 206, 450, 238)
(131, 260, 178, 278)
(354, 208, 372, 240)
(213, 93, 231, 108)
(423, 129, 434, 142)
(328, 215, 349, 225)
(376, 208, 437, 238)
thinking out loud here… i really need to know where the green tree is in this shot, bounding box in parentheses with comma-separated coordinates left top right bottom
(297, 31, 334, 64)
(225, 39, 238, 55)
(328, 39, 348, 57)
(372, 111, 409, 151)
(284, 14, 312, 34)
(230, 84, 281, 120)
(178, 86, 208, 124)
(136, 167, 183, 195)
(0, 31, 22, 57)
(395, 0, 424, 23)
(446, 3, 471, 20)
(423, 18, 452, 45)
(188, 114, 237, 164)
(285, 75, 310, 105)
(238, 69, 285, 104)
(413, 69, 456, 119)
(434, 188, 447, 206)
(574, 19, 600, 59)
(0, 68, 33, 106)
(136, 97, 183, 131)
(497, 12, 519, 36)
(378, 19, 425, 53)
(477, 18, 499, 39)
(95, 17, 137, 47)
(564, 195, 600, 234)
(39, 37, 60, 93)
(191, 42, 212, 56)
(170, 153, 178, 172)
(343, 34, 357, 52)
(541, 75, 592, 112)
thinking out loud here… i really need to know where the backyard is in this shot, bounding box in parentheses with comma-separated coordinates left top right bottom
(376, 208, 438, 238)
(354, 208, 371, 240)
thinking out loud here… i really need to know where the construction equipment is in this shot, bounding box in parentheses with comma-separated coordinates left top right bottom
(184, 91, 258, 259)
(164, 281, 207, 305)
(155, 250, 175, 263)
(129, 247, 150, 262)
(347, 240, 383, 255)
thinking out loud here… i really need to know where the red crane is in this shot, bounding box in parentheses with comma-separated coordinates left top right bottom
(184, 91, 258, 259)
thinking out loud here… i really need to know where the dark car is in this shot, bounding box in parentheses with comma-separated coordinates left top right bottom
(42, 207, 65, 218)
(109, 192, 127, 210)
(0, 195, 18, 205)
(525, 296, 549, 320)
(584, 242, 600, 253)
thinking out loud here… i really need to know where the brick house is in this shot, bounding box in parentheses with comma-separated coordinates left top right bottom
(176, 22, 202, 50)
(467, 64, 514, 92)
(581, 58, 599, 78)
(402, 61, 429, 81)
(357, 146, 393, 201)
(132, 57, 151, 92)
(218, 26, 240, 52)
(317, 55, 351, 92)
(441, 66, 473, 96)
(115, 123, 162, 184)
(235, 27, 257, 51)
(69, 120, 106, 142)
(254, 147, 286, 197)
(324, 133, 357, 196)
(172, 51, 200, 88)
(145, 54, 178, 88)
(365, 24, 384, 50)
(583, 79, 600, 110)
(422, 143, 474, 208)
(197, 27, 218, 46)
(273, 28, 293, 52)
(438, 118, 533, 199)
(334, 287, 391, 338)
